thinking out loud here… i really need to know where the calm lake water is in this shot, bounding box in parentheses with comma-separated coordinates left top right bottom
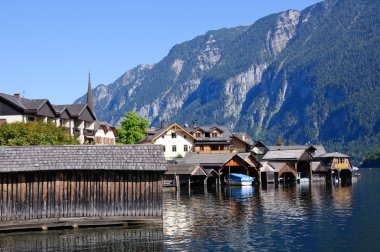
(0, 169, 379, 251)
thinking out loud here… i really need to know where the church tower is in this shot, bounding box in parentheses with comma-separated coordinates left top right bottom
(87, 73, 94, 113)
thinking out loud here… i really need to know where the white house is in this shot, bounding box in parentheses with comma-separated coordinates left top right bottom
(140, 123, 195, 160)
(94, 121, 118, 145)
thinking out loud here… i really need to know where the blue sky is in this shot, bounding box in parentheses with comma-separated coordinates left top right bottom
(0, 0, 321, 104)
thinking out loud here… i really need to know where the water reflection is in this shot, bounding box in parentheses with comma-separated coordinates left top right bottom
(0, 227, 163, 252)
(163, 181, 355, 251)
(0, 173, 369, 251)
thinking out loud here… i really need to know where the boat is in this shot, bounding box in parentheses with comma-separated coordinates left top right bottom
(352, 166, 359, 171)
(226, 173, 254, 186)
(299, 177, 310, 184)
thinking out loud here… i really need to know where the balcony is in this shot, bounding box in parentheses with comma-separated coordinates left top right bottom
(73, 128, 81, 136)
(83, 129, 95, 136)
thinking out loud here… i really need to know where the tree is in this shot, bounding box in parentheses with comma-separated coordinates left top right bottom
(117, 111, 149, 144)
(0, 121, 78, 146)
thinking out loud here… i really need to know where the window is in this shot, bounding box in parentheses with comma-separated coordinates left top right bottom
(172, 132, 177, 138)
(184, 145, 188, 152)
(205, 132, 210, 138)
(200, 146, 204, 151)
(195, 132, 201, 137)
(184, 135, 187, 139)
(163, 146, 166, 152)
(162, 135, 164, 139)
(211, 132, 218, 138)
(172, 145, 177, 152)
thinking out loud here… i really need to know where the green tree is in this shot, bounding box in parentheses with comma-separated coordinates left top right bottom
(117, 111, 149, 144)
(0, 121, 78, 146)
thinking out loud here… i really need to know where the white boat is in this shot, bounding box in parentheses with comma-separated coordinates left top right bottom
(352, 166, 359, 171)
(226, 173, 254, 186)
(299, 177, 310, 183)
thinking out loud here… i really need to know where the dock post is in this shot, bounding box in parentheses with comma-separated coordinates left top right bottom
(175, 175, 180, 191)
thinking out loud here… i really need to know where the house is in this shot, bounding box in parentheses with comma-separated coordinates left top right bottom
(0, 93, 57, 123)
(187, 125, 233, 154)
(230, 132, 254, 152)
(94, 121, 118, 145)
(0, 145, 167, 231)
(0, 74, 101, 144)
(139, 123, 195, 160)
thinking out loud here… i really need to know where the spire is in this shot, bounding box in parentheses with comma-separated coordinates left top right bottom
(87, 72, 95, 114)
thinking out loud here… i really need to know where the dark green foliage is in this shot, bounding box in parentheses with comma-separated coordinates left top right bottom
(361, 149, 380, 167)
(117, 111, 149, 144)
(0, 121, 78, 146)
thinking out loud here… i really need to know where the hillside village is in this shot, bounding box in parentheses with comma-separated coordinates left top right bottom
(0, 76, 354, 187)
(139, 121, 353, 187)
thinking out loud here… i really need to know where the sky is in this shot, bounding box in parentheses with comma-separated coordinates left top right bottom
(0, 0, 321, 104)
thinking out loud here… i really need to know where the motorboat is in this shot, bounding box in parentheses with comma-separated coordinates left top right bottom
(226, 173, 254, 186)
(299, 177, 310, 184)
(352, 166, 359, 171)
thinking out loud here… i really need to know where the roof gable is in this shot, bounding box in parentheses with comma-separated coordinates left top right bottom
(151, 123, 194, 142)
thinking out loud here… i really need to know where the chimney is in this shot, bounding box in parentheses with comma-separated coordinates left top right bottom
(160, 120, 165, 129)
(14, 93, 21, 99)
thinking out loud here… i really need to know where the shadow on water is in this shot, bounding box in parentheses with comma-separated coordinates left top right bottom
(0, 227, 163, 252)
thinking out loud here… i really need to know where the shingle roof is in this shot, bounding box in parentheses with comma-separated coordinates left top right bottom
(20, 98, 48, 111)
(0, 93, 24, 109)
(0, 93, 48, 111)
(140, 123, 194, 143)
(0, 145, 167, 172)
(316, 152, 350, 158)
(66, 104, 87, 117)
(268, 145, 312, 151)
(311, 161, 328, 172)
(262, 149, 310, 160)
(52, 105, 68, 114)
(166, 164, 206, 176)
(181, 152, 236, 165)
(232, 132, 254, 145)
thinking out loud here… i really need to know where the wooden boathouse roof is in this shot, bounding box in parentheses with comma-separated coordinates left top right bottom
(0, 145, 167, 172)
(262, 149, 313, 161)
(166, 164, 208, 176)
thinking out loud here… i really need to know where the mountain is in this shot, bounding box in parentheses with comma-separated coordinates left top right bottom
(75, 0, 380, 163)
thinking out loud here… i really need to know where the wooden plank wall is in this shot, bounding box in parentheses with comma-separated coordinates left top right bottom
(0, 171, 163, 222)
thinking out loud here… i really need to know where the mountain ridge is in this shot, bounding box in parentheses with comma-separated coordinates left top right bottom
(75, 0, 380, 163)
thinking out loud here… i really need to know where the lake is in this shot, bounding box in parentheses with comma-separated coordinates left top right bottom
(0, 169, 379, 251)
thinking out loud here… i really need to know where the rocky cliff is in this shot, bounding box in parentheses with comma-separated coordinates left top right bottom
(76, 0, 380, 163)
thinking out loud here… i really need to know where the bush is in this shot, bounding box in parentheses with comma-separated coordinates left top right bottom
(0, 121, 79, 146)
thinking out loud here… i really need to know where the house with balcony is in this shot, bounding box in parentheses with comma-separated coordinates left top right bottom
(187, 125, 233, 154)
(140, 123, 195, 160)
(0, 93, 57, 124)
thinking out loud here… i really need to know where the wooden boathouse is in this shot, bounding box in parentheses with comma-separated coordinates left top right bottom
(0, 145, 166, 231)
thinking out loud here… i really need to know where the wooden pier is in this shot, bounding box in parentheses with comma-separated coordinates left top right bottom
(0, 145, 166, 231)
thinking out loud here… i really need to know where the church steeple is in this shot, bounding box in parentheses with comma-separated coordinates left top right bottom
(87, 72, 94, 113)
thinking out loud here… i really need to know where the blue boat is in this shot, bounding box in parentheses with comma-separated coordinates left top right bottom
(226, 173, 254, 186)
